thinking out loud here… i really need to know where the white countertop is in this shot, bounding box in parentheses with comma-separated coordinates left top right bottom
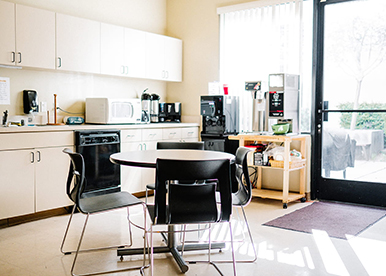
(0, 122, 199, 133)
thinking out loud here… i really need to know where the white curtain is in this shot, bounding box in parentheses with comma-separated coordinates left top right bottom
(219, 0, 305, 132)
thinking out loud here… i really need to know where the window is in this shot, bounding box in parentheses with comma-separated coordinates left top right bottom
(218, 0, 313, 132)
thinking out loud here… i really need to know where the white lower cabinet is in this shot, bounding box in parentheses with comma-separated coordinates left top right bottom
(0, 149, 35, 219)
(120, 126, 199, 193)
(0, 132, 73, 220)
(35, 147, 73, 212)
(120, 128, 159, 194)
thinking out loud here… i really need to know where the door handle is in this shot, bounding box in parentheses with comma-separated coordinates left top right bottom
(37, 151, 41, 162)
(11, 52, 15, 63)
(30, 152, 34, 163)
(58, 57, 62, 68)
(323, 101, 329, 121)
(18, 52, 22, 63)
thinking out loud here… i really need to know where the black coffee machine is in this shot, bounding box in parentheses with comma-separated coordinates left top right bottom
(23, 90, 39, 114)
(200, 95, 239, 154)
(159, 102, 181, 122)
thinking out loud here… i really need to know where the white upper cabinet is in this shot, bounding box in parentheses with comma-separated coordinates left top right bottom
(100, 25, 147, 78)
(0, 1, 15, 66)
(146, 33, 182, 82)
(164, 36, 183, 82)
(0, 2, 55, 69)
(56, 13, 101, 74)
(145, 33, 165, 80)
(101, 23, 125, 76)
(0, 2, 181, 81)
(124, 28, 147, 78)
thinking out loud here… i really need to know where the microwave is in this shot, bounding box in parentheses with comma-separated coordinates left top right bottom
(86, 98, 142, 124)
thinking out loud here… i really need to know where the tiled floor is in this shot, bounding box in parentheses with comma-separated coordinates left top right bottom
(1, 197, 386, 276)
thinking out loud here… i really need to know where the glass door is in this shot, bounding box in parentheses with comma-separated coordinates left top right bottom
(314, 0, 386, 206)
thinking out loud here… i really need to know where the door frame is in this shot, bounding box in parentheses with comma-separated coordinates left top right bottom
(311, 0, 386, 207)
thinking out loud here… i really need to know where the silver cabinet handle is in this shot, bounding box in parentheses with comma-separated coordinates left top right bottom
(165, 71, 169, 79)
(143, 143, 147, 151)
(18, 52, 22, 63)
(37, 151, 41, 162)
(58, 57, 62, 68)
(30, 152, 34, 163)
(11, 52, 15, 63)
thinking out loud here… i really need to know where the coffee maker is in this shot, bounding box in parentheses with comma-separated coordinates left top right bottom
(245, 74, 300, 133)
(23, 90, 39, 114)
(159, 102, 181, 122)
(267, 73, 300, 133)
(200, 95, 239, 154)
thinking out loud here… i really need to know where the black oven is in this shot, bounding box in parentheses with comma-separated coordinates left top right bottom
(75, 130, 121, 197)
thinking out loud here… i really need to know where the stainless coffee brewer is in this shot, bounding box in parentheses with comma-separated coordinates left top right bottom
(141, 89, 151, 123)
(150, 93, 160, 123)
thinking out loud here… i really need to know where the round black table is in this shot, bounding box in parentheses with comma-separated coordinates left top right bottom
(110, 149, 235, 273)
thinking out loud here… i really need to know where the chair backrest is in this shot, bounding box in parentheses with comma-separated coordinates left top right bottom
(63, 148, 86, 208)
(233, 147, 253, 206)
(155, 158, 232, 225)
(156, 141, 205, 150)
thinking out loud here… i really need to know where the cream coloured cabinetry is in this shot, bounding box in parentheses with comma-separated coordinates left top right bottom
(0, 1, 55, 69)
(100, 23, 125, 76)
(145, 33, 182, 82)
(0, 132, 73, 219)
(56, 13, 100, 74)
(120, 126, 198, 193)
(120, 128, 160, 193)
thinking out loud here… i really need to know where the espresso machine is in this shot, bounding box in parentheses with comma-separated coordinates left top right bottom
(245, 74, 300, 133)
(267, 73, 300, 133)
(159, 102, 181, 122)
(200, 95, 239, 154)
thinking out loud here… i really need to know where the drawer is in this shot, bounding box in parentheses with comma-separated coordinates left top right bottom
(121, 129, 142, 143)
(162, 128, 182, 140)
(142, 128, 162, 141)
(0, 131, 74, 151)
(181, 127, 198, 139)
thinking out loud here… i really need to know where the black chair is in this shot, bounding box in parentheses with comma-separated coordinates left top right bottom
(61, 148, 148, 276)
(145, 141, 205, 203)
(145, 158, 236, 276)
(216, 146, 257, 263)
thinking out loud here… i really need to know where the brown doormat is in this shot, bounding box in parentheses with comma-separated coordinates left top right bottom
(263, 201, 386, 239)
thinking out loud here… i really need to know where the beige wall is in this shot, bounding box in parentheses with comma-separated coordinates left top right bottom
(166, 0, 255, 124)
(0, 0, 167, 117)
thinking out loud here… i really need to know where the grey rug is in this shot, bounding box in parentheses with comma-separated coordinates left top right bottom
(263, 201, 386, 239)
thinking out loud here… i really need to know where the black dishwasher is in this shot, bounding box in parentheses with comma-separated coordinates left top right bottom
(75, 130, 121, 197)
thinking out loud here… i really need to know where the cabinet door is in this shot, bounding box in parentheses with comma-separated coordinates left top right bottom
(35, 147, 73, 212)
(16, 4, 55, 69)
(124, 28, 147, 78)
(145, 33, 165, 80)
(101, 23, 125, 76)
(0, 149, 34, 220)
(141, 141, 157, 191)
(56, 13, 101, 74)
(120, 142, 143, 193)
(0, 1, 15, 66)
(164, 37, 182, 82)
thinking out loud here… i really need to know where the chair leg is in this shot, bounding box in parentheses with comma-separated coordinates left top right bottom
(145, 187, 149, 204)
(228, 220, 237, 276)
(70, 213, 90, 276)
(61, 204, 77, 255)
(150, 225, 154, 276)
(240, 206, 257, 263)
(61, 207, 133, 255)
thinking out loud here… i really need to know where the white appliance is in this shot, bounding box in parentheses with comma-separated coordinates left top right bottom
(86, 98, 142, 124)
